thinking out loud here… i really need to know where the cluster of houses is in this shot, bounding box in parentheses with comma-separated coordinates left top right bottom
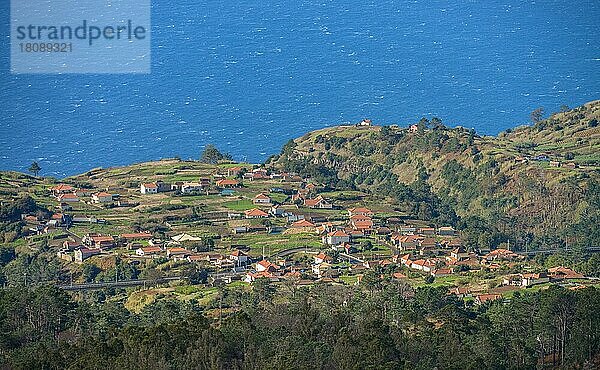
(51, 184, 126, 206)
(501, 266, 584, 287)
(36, 166, 590, 298)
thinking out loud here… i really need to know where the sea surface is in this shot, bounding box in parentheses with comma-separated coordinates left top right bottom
(0, 0, 599, 177)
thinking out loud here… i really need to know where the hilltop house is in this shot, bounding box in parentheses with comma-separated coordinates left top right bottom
(357, 119, 372, 127)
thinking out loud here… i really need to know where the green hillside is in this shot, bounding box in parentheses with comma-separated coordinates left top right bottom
(270, 101, 600, 250)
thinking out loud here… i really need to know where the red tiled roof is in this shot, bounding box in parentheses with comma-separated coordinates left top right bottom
(328, 230, 349, 237)
(353, 220, 374, 229)
(315, 252, 332, 261)
(304, 198, 323, 207)
(548, 266, 584, 279)
(139, 247, 162, 253)
(392, 272, 407, 279)
(292, 219, 316, 228)
(91, 235, 114, 243)
(257, 260, 280, 270)
(52, 184, 74, 191)
(476, 294, 502, 303)
(349, 207, 373, 214)
(245, 208, 268, 217)
(217, 179, 239, 186)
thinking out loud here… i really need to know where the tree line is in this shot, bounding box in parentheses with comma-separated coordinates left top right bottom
(0, 279, 598, 369)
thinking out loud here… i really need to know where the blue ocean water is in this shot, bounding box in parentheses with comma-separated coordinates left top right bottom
(0, 0, 599, 177)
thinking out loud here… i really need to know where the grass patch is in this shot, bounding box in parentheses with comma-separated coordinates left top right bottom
(223, 199, 255, 211)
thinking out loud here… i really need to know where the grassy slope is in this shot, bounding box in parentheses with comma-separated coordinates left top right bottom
(270, 101, 600, 238)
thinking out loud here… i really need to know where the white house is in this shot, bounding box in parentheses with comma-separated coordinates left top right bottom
(450, 247, 469, 261)
(74, 248, 101, 262)
(140, 183, 158, 194)
(314, 252, 333, 265)
(92, 192, 113, 203)
(410, 259, 435, 273)
(521, 273, 550, 287)
(135, 246, 162, 257)
(229, 250, 250, 265)
(304, 196, 333, 209)
(181, 182, 204, 194)
(253, 193, 272, 205)
(256, 260, 279, 273)
(322, 230, 350, 246)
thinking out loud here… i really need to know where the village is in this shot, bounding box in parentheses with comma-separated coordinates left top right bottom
(10, 157, 594, 305)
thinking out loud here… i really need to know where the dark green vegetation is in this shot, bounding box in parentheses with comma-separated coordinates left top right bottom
(270, 101, 600, 251)
(200, 144, 233, 164)
(27, 162, 41, 177)
(0, 282, 598, 369)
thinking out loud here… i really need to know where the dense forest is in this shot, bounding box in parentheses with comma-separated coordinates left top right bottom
(0, 279, 598, 369)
